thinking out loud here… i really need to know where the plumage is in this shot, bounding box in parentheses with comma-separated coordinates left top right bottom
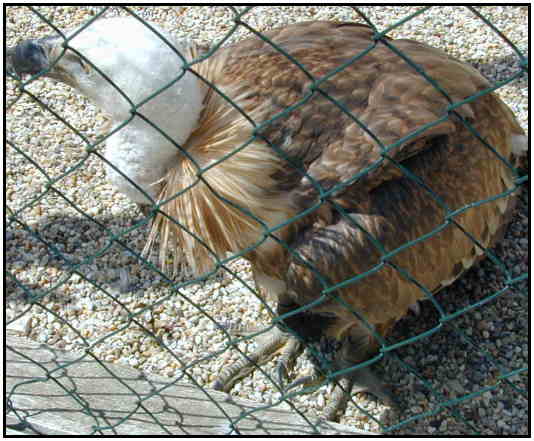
(7, 18, 526, 420)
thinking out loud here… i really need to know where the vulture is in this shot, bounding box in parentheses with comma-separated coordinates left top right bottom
(7, 17, 527, 421)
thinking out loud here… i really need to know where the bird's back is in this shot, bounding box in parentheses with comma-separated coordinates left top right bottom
(200, 21, 525, 327)
(212, 21, 521, 201)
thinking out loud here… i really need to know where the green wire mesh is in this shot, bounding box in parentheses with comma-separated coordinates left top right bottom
(5, 5, 528, 435)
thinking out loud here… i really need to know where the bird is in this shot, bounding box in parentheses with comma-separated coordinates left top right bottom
(7, 17, 527, 421)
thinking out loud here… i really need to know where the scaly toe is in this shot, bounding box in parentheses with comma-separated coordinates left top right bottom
(285, 366, 325, 393)
(275, 335, 304, 386)
(214, 326, 302, 393)
(350, 365, 399, 408)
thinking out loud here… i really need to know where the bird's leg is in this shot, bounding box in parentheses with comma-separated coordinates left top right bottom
(341, 331, 397, 402)
(322, 364, 397, 421)
(213, 325, 304, 392)
(286, 330, 397, 421)
(274, 333, 303, 385)
(326, 332, 398, 419)
(283, 357, 381, 422)
(214, 300, 306, 392)
(323, 375, 354, 421)
(285, 364, 326, 391)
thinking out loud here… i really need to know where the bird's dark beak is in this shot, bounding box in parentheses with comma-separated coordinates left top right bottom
(6, 38, 50, 79)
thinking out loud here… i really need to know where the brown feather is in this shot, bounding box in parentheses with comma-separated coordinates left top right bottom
(147, 21, 524, 344)
(145, 45, 295, 275)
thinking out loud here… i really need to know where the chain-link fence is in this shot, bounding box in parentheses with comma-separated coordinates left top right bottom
(5, 5, 529, 435)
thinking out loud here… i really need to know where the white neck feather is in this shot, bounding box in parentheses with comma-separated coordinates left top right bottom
(103, 69, 204, 205)
(66, 18, 205, 205)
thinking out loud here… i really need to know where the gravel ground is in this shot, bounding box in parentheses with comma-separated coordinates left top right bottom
(5, 5, 529, 435)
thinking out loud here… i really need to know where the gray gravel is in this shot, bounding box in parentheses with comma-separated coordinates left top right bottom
(5, 5, 528, 435)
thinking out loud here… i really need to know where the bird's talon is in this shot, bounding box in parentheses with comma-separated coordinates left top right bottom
(276, 361, 289, 386)
(214, 327, 299, 393)
(285, 370, 324, 393)
(347, 366, 400, 410)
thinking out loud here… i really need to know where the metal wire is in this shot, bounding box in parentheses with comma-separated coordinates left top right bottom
(6, 5, 528, 435)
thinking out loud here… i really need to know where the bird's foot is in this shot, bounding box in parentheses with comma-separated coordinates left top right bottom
(287, 363, 398, 421)
(213, 325, 397, 421)
(213, 326, 304, 392)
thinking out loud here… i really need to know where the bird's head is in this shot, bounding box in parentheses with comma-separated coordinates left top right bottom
(7, 17, 201, 123)
(7, 16, 206, 207)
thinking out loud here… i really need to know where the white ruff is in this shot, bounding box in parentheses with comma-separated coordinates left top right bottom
(66, 18, 204, 204)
